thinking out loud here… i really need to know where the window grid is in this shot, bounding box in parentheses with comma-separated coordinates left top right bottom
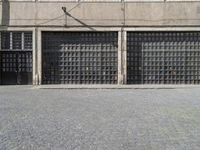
(0, 31, 32, 51)
(13, 32, 22, 50)
(1, 32, 10, 50)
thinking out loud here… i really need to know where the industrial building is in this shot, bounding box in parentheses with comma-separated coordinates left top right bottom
(1, 0, 200, 85)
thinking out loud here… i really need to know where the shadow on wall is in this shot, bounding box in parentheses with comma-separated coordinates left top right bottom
(1, 0, 10, 27)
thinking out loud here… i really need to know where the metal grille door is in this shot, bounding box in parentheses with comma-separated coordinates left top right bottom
(127, 32, 200, 84)
(42, 32, 118, 84)
(0, 32, 33, 85)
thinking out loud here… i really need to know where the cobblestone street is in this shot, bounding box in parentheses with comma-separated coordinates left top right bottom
(0, 86, 200, 150)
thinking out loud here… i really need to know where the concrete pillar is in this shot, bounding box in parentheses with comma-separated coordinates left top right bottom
(37, 29, 42, 85)
(118, 31, 123, 84)
(118, 29, 127, 84)
(123, 31, 127, 84)
(122, 30, 127, 84)
(32, 29, 36, 85)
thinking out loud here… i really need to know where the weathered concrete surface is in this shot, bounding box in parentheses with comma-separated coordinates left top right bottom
(1, 0, 10, 26)
(1, 2, 200, 27)
(0, 86, 200, 149)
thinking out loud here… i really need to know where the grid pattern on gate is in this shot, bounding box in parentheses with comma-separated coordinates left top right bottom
(0, 52, 17, 72)
(18, 52, 32, 72)
(0, 52, 32, 73)
(0, 32, 33, 73)
(42, 32, 118, 84)
(127, 32, 200, 84)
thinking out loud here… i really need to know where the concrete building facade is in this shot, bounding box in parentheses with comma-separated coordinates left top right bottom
(1, 0, 200, 85)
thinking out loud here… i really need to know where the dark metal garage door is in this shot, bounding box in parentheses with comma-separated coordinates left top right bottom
(42, 32, 118, 84)
(0, 32, 33, 85)
(127, 32, 200, 84)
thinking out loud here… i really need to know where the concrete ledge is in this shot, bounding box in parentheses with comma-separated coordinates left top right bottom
(35, 84, 200, 89)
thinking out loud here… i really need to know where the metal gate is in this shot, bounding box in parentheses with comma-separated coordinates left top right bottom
(42, 32, 118, 84)
(0, 32, 32, 85)
(127, 32, 200, 84)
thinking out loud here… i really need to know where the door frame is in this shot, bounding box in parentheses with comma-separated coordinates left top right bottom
(38, 27, 123, 85)
(125, 27, 200, 84)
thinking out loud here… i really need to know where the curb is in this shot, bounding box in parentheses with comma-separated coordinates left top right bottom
(33, 85, 200, 89)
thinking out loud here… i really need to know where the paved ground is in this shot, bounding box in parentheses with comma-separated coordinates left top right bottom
(0, 86, 200, 150)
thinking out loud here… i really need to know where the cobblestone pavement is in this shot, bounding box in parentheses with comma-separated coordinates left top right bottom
(0, 86, 200, 150)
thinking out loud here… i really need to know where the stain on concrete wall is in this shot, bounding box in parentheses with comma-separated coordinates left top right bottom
(1, 0, 10, 26)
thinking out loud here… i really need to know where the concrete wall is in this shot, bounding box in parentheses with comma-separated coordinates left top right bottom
(1, 1, 200, 85)
(1, 2, 200, 27)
